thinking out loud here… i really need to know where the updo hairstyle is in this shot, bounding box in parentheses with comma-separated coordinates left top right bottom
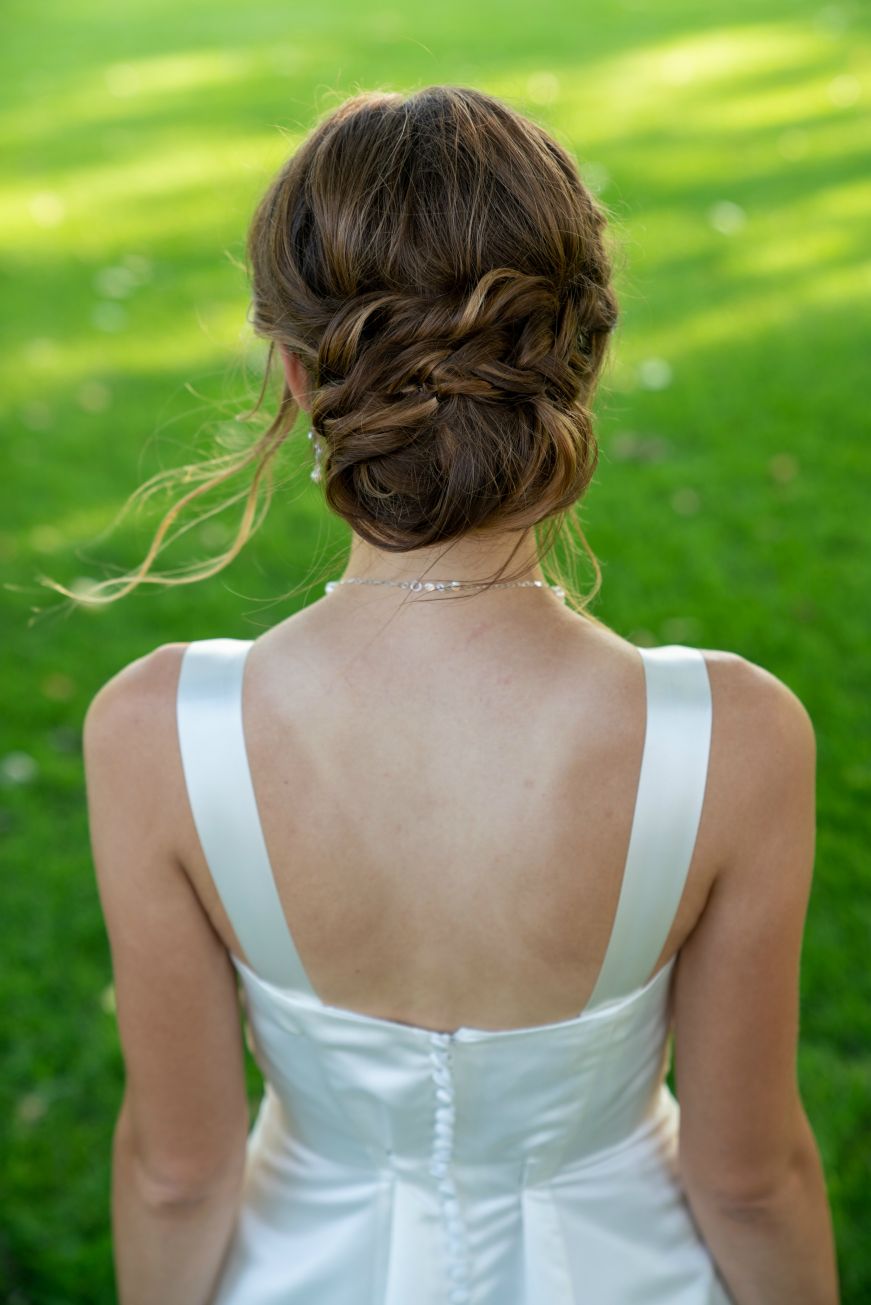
(37, 85, 620, 614)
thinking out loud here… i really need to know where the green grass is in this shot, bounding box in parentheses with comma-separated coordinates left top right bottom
(1, 0, 869, 1299)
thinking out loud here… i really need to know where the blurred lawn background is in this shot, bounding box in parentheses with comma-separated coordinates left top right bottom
(1, 0, 869, 1299)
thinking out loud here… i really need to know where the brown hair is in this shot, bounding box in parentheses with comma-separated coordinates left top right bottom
(37, 85, 620, 619)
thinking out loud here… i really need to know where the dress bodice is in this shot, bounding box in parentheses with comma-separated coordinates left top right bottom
(233, 948, 675, 1178)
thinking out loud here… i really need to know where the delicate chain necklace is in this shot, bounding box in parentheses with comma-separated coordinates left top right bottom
(324, 576, 566, 599)
(309, 430, 569, 602)
(309, 430, 566, 601)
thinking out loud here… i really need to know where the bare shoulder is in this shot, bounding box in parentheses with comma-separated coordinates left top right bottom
(696, 647, 816, 850)
(82, 642, 195, 876)
(613, 636, 814, 801)
(83, 644, 194, 836)
(84, 642, 191, 744)
(698, 645, 814, 734)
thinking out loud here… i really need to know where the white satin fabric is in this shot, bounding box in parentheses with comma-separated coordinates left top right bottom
(176, 639, 735, 1304)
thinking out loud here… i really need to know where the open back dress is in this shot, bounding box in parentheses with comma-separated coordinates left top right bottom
(176, 638, 735, 1304)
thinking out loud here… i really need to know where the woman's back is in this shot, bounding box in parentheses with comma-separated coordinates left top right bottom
(176, 598, 728, 1034)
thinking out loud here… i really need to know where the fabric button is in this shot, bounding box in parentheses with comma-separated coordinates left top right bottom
(427, 1034, 470, 1300)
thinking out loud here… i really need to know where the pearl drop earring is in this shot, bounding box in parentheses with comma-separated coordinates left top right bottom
(307, 428, 323, 483)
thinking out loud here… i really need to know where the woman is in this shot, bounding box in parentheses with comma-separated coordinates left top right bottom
(80, 86, 839, 1303)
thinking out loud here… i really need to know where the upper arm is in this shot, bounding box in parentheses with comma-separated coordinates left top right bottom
(672, 650, 818, 1207)
(83, 644, 249, 1197)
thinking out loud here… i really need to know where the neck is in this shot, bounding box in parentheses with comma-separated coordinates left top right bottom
(339, 528, 548, 589)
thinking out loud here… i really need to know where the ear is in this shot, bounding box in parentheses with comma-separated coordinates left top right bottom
(278, 345, 311, 412)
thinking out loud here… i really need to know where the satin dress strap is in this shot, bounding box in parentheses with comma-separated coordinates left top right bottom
(176, 637, 318, 994)
(585, 644, 713, 1008)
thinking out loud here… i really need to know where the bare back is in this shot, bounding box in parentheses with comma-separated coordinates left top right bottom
(174, 595, 738, 1033)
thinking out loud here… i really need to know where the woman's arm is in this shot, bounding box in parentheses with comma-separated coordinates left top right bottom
(683, 1112, 839, 1305)
(673, 653, 840, 1304)
(84, 645, 250, 1305)
(111, 1093, 244, 1305)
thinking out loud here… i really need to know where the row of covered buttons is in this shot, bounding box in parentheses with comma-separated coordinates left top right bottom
(429, 1031, 471, 1304)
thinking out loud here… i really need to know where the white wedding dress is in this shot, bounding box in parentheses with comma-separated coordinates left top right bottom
(176, 638, 735, 1304)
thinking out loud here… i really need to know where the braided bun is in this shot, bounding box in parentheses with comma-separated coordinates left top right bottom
(35, 85, 620, 615)
(247, 85, 619, 554)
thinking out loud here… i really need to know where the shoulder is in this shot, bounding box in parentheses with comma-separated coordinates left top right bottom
(633, 640, 814, 764)
(83, 643, 197, 887)
(83, 645, 194, 812)
(697, 646, 815, 763)
(83, 642, 192, 754)
(694, 647, 816, 867)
